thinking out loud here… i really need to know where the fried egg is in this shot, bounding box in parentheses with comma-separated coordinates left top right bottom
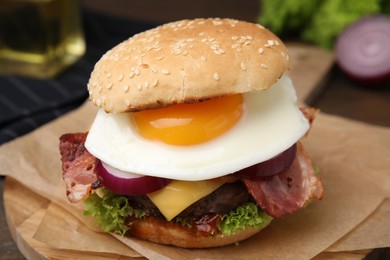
(85, 75, 309, 181)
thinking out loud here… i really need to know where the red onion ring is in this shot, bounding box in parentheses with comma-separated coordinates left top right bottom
(336, 15, 390, 84)
(97, 162, 171, 195)
(235, 144, 297, 179)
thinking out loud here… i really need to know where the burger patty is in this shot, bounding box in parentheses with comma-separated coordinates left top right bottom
(127, 181, 250, 219)
(178, 181, 250, 217)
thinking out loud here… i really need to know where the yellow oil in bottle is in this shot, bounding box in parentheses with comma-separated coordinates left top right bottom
(0, 0, 85, 79)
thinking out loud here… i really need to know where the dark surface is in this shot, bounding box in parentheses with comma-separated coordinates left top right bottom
(1, 8, 390, 260)
(310, 66, 390, 127)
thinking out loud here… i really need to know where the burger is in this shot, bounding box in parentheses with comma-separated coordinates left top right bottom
(59, 18, 323, 248)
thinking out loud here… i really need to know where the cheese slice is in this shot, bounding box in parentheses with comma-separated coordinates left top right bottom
(147, 179, 225, 220)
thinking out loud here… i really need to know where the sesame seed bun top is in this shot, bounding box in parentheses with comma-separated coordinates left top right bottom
(88, 18, 290, 113)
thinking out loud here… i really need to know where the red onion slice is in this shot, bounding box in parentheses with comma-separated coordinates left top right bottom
(97, 162, 171, 195)
(336, 15, 390, 84)
(235, 144, 297, 179)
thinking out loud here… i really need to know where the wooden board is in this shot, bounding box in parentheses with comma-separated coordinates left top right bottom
(3, 44, 335, 259)
(3, 177, 143, 260)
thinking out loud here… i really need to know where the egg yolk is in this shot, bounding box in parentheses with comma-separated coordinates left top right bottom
(133, 94, 244, 145)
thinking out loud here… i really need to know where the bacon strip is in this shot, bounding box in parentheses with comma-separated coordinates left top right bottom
(242, 142, 323, 218)
(300, 107, 319, 125)
(59, 133, 99, 203)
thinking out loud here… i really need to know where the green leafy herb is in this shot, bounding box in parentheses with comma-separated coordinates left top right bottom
(83, 189, 148, 236)
(259, 0, 387, 49)
(219, 203, 272, 236)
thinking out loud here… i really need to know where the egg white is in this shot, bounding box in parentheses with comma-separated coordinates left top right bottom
(85, 75, 309, 181)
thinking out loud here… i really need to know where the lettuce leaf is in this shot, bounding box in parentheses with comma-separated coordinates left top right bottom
(83, 189, 149, 235)
(259, 0, 385, 49)
(302, 0, 380, 49)
(219, 203, 272, 236)
(83, 189, 272, 237)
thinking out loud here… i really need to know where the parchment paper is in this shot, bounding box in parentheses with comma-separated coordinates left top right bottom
(0, 98, 389, 259)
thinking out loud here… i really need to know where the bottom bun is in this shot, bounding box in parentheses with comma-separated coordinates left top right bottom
(129, 216, 271, 248)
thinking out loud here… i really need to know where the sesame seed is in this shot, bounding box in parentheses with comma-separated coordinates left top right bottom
(118, 74, 124, 82)
(256, 24, 265, 29)
(137, 84, 142, 90)
(199, 32, 206, 36)
(258, 48, 264, 54)
(125, 99, 131, 106)
(107, 82, 113, 89)
(128, 71, 135, 78)
(96, 99, 101, 106)
(156, 56, 164, 61)
(260, 63, 268, 69)
(152, 79, 158, 87)
(228, 19, 239, 27)
(232, 36, 238, 40)
(275, 40, 280, 46)
(200, 56, 206, 61)
(214, 72, 220, 81)
(267, 39, 275, 46)
(144, 81, 149, 89)
(214, 49, 225, 55)
(124, 85, 129, 93)
(264, 44, 270, 48)
(240, 62, 247, 71)
(134, 68, 140, 75)
(151, 68, 158, 73)
(161, 69, 170, 75)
